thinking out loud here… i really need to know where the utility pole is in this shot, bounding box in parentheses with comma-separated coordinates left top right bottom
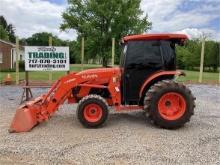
(219, 68, 220, 84)
(199, 37, 205, 83)
(198, 32, 209, 83)
(112, 38, 115, 66)
(81, 37, 84, 70)
(15, 37, 19, 85)
(218, 44, 220, 84)
(49, 36, 53, 83)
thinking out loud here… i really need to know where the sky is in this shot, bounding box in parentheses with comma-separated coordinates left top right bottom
(0, 0, 219, 41)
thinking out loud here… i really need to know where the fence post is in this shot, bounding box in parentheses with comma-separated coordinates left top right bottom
(25, 71, 30, 100)
(199, 38, 205, 83)
(15, 37, 19, 85)
(219, 46, 220, 84)
(219, 70, 220, 84)
(112, 38, 115, 66)
(81, 37, 84, 70)
(49, 36, 53, 83)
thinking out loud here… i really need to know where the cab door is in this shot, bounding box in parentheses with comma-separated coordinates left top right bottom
(123, 40, 163, 104)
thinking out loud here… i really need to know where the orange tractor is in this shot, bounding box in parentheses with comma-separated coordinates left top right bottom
(9, 34, 195, 133)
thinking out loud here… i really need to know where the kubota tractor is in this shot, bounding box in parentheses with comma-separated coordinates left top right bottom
(9, 34, 195, 133)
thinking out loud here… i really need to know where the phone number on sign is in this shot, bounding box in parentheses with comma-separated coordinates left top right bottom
(28, 59, 67, 64)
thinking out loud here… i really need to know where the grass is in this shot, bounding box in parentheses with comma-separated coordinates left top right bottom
(0, 64, 219, 84)
(177, 70, 219, 83)
(0, 64, 101, 83)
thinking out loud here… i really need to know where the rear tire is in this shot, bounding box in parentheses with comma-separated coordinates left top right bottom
(76, 95, 109, 128)
(144, 80, 195, 129)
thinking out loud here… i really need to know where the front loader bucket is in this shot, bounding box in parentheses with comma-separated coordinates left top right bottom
(9, 96, 43, 133)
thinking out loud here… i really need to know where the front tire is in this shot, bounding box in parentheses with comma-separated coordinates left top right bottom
(76, 95, 109, 128)
(144, 80, 195, 129)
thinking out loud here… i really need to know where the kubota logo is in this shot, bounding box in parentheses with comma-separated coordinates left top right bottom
(81, 74, 98, 79)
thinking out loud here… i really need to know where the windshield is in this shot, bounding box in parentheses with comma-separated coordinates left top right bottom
(120, 44, 127, 67)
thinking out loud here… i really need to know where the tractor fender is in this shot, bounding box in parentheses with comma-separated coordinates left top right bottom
(139, 70, 185, 98)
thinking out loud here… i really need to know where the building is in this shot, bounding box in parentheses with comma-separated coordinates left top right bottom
(0, 39, 24, 70)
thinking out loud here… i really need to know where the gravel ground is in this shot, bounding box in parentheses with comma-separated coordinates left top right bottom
(0, 84, 219, 164)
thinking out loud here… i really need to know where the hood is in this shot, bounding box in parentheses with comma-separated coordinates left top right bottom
(76, 67, 120, 76)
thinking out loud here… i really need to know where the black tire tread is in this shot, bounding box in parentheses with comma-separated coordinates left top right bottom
(76, 94, 108, 128)
(144, 80, 195, 129)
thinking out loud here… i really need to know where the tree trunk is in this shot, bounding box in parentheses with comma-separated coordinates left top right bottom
(102, 56, 108, 67)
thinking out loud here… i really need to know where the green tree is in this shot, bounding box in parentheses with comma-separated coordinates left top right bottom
(7, 24, 16, 42)
(69, 40, 81, 63)
(61, 0, 152, 66)
(176, 40, 201, 70)
(185, 40, 201, 69)
(25, 32, 65, 46)
(204, 41, 219, 71)
(0, 16, 16, 42)
(0, 25, 9, 41)
(176, 39, 219, 72)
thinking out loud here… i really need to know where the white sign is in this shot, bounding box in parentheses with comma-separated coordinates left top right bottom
(25, 46, 69, 71)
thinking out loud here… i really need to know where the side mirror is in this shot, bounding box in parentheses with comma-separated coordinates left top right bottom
(119, 39, 125, 46)
(178, 39, 187, 46)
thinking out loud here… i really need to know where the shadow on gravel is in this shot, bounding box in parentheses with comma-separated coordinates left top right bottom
(107, 111, 149, 127)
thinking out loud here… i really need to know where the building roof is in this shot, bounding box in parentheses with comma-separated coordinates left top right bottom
(0, 39, 16, 47)
(123, 33, 188, 42)
(0, 39, 24, 50)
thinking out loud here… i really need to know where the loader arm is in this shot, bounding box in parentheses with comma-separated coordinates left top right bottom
(43, 70, 120, 116)
(9, 68, 121, 133)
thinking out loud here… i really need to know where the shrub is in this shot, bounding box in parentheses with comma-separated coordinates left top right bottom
(0, 68, 15, 72)
(19, 60, 25, 71)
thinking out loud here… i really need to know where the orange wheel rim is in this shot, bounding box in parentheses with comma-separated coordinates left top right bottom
(158, 92, 186, 120)
(83, 104, 103, 122)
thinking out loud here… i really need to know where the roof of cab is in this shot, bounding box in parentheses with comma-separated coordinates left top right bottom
(123, 33, 188, 42)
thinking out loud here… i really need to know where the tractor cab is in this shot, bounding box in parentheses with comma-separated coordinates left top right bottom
(120, 34, 188, 105)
